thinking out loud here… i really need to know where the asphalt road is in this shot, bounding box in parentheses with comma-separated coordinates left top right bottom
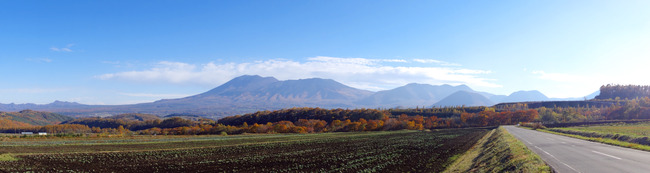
(503, 126, 650, 173)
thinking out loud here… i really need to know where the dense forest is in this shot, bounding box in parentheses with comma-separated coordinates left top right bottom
(218, 108, 389, 126)
(140, 108, 538, 135)
(0, 108, 538, 136)
(387, 106, 487, 118)
(596, 84, 650, 100)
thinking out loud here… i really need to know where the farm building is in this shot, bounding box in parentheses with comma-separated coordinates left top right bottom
(21, 132, 33, 135)
(38, 132, 48, 135)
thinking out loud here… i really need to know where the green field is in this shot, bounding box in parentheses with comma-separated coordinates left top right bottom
(0, 128, 490, 172)
(544, 122, 650, 151)
(554, 122, 650, 137)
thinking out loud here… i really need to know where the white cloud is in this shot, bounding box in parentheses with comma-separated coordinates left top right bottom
(383, 59, 409, 63)
(307, 56, 407, 65)
(98, 56, 500, 91)
(50, 44, 74, 52)
(413, 59, 461, 66)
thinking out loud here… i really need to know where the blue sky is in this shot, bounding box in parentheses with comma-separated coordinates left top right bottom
(2, 0, 650, 105)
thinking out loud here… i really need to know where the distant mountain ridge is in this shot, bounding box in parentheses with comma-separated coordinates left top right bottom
(356, 83, 473, 107)
(0, 75, 591, 119)
(434, 91, 495, 107)
(500, 90, 550, 103)
(185, 75, 372, 102)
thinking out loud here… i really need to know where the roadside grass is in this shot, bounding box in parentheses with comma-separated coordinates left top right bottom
(520, 122, 650, 152)
(559, 122, 650, 137)
(443, 129, 495, 172)
(444, 127, 550, 173)
(538, 129, 650, 152)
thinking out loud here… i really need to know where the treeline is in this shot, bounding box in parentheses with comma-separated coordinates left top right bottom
(596, 84, 650, 100)
(142, 109, 538, 135)
(1, 108, 540, 136)
(0, 124, 93, 134)
(603, 97, 650, 120)
(499, 97, 650, 124)
(537, 106, 606, 123)
(218, 108, 389, 126)
(65, 117, 214, 131)
(387, 106, 488, 118)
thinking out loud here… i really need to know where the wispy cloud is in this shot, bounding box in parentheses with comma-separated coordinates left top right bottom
(26, 58, 53, 63)
(97, 56, 500, 91)
(413, 59, 461, 66)
(50, 44, 74, 52)
(307, 57, 408, 65)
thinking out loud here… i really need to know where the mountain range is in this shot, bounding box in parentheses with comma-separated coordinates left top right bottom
(0, 75, 594, 119)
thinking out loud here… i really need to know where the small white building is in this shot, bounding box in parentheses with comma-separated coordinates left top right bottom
(21, 132, 33, 135)
(38, 132, 48, 136)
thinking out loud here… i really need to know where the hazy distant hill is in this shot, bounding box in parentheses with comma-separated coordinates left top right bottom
(49, 75, 375, 119)
(500, 90, 549, 103)
(0, 110, 72, 126)
(586, 91, 600, 100)
(144, 75, 374, 117)
(0, 101, 105, 113)
(357, 83, 473, 107)
(201, 75, 373, 101)
(196, 75, 280, 97)
(106, 113, 161, 121)
(0, 75, 596, 119)
(433, 91, 495, 107)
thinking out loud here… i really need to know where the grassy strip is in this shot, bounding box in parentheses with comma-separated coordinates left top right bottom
(0, 153, 18, 161)
(538, 129, 650, 152)
(444, 127, 550, 173)
(443, 129, 495, 172)
(557, 122, 650, 137)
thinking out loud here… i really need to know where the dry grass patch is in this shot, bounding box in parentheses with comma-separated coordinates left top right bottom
(444, 127, 550, 173)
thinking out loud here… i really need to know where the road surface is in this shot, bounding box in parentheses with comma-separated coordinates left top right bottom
(503, 126, 650, 173)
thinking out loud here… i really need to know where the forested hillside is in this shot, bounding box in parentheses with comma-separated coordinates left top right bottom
(0, 110, 72, 126)
(218, 108, 388, 126)
(596, 84, 650, 100)
(64, 113, 214, 131)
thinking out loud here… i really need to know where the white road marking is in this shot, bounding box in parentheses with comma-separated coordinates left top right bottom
(561, 142, 567, 144)
(592, 150, 622, 160)
(535, 146, 581, 173)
